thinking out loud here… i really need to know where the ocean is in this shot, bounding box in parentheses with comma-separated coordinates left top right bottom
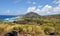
(0, 15, 18, 22)
(0, 15, 17, 19)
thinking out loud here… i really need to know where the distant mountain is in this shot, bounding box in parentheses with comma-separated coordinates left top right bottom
(24, 12, 41, 18)
(12, 12, 60, 24)
(43, 14, 60, 19)
(13, 12, 60, 20)
(18, 12, 60, 19)
(13, 12, 41, 24)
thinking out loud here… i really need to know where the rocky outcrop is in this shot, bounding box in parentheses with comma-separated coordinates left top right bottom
(4, 30, 17, 36)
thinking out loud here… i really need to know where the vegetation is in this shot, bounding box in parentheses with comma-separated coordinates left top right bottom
(0, 12, 60, 36)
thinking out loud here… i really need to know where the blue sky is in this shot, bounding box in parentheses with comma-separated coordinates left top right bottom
(0, 0, 60, 15)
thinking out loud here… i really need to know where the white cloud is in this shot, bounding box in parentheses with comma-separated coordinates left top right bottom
(27, 5, 42, 12)
(27, 4, 60, 15)
(27, 6, 36, 12)
(27, 1, 36, 5)
(56, 0, 60, 4)
(58, 4, 60, 6)
(35, 9, 40, 12)
(27, 5, 52, 14)
(53, 4, 60, 12)
(32, 2, 36, 5)
(40, 5, 52, 13)
(53, 0, 60, 5)
(38, 5, 42, 8)
(0, 10, 21, 15)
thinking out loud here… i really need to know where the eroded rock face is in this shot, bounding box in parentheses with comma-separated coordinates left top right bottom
(4, 30, 17, 36)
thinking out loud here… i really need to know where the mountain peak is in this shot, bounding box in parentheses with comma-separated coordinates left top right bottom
(24, 12, 41, 18)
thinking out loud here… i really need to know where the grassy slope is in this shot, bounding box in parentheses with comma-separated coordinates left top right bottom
(0, 14, 60, 35)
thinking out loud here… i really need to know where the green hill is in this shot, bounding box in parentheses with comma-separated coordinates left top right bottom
(0, 12, 60, 36)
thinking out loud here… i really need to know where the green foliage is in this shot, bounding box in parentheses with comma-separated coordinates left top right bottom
(13, 26, 23, 32)
(0, 14, 60, 35)
(0, 27, 4, 32)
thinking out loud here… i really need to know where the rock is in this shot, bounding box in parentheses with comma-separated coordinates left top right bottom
(4, 30, 17, 36)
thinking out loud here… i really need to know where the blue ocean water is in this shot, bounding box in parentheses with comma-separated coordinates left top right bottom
(0, 15, 17, 19)
(0, 15, 18, 22)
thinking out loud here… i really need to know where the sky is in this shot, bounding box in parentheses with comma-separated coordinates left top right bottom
(0, 0, 60, 15)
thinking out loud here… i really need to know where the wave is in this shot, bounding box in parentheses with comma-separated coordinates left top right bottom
(4, 16, 20, 22)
